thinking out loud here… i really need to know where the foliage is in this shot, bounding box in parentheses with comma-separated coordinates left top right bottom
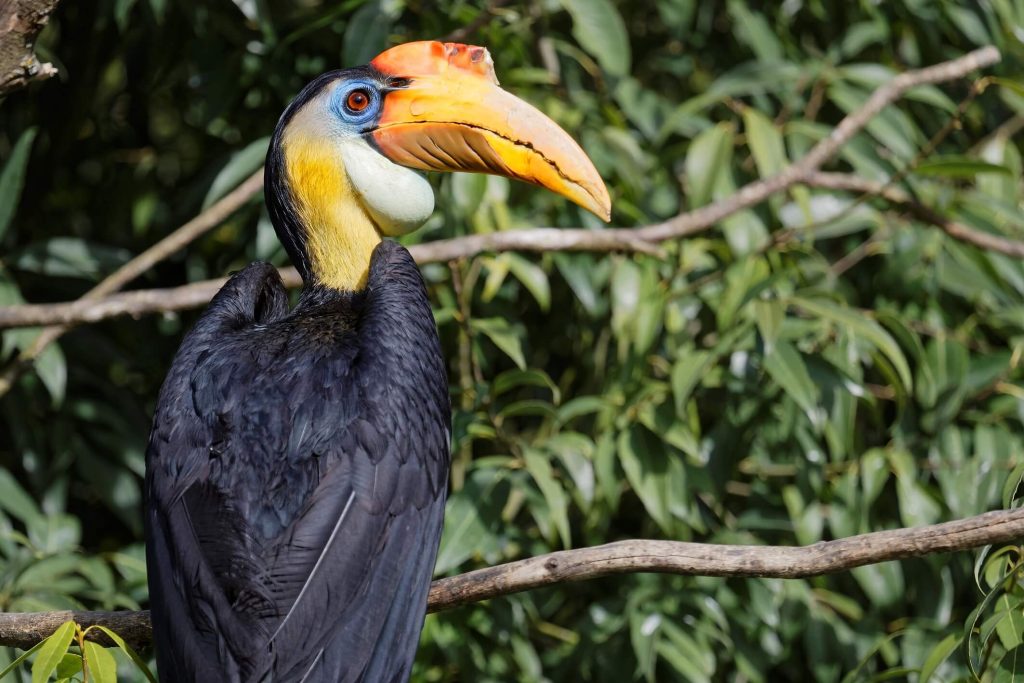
(0, 619, 154, 682)
(2, 0, 1024, 680)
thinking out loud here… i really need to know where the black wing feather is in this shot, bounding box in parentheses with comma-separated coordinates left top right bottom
(145, 245, 450, 682)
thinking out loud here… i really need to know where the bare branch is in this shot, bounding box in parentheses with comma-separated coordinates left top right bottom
(0, 229, 656, 328)
(805, 171, 1024, 258)
(0, 506, 1021, 650)
(0, 170, 264, 396)
(0, 609, 152, 651)
(625, 46, 1001, 244)
(427, 507, 1024, 611)
(0, 48, 1003, 372)
(0, 0, 61, 98)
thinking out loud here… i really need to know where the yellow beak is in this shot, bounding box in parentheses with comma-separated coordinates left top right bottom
(369, 41, 611, 221)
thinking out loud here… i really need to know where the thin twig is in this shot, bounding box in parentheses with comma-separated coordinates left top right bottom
(625, 46, 1001, 244)
(0, 49, 1002, 370)
(0, 506, 1021, 650)
(0, 170, 264, 396)
(7, 165, 1024, 330)
(0, 230, 654, 328)
(805, 171, 1024, 257)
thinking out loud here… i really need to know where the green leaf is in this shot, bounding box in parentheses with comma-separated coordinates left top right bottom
(0, 467, 42, 525)
(790, 297, 913, 391)
(82, 642, 117, 683)
(670, 350, 712, 417)
(617, 426, 680, 534)
(0, 127, 37, 242)
(492, 369, 559, 403)
(0, 639, 47, 680)
(91, 627, 156, 683)
(13, 238, 132, 281)
(727, 0, 784, 61)
(524, 449, 571, 548)
(342, 0, 397, 67)
(434, 477, 501, 574)
(851, 561, 904, 608)
(1003, 461, 1024, 508)
(505, 254, 551, 312)
(31, 620, 76, 683)
(742, 108, 787, 178)
(829, 82, 918, 160)
(480, 255, 511, 302)
(610, 258, 641, 343)
(918, 633, 960, 682)
(684, 122, 734, 208)
(557, 396, 607, 424)
(560, 0, 631, 76)
(996, 645, 1024, 683)
(763, 340, 821, 428)
(991, 77, 1024, 101)
(915, 155, 1012, 179)
(35, 341, 67, 408)
(53, 653, 82, 680)
(470, 318, 527, 370)
(996, 595, 1024, 651)
(202, 136, 269, 209)
(753, 298, 784, 354)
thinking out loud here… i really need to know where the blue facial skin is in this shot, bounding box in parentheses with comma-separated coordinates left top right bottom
(330, 79, 383, 132)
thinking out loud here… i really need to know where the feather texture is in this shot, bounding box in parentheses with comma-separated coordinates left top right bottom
(145, 243, 450, 682)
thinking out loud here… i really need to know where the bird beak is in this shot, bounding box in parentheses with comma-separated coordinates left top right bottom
(369, 41, 611, 222)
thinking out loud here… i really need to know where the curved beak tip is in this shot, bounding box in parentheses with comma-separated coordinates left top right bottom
(370, 40, 614, 222)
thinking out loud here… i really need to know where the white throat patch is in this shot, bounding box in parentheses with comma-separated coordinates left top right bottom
(339, 137, 435, 236)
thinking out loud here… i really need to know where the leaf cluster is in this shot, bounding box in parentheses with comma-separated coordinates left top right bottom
(3, 0, 1024, 681)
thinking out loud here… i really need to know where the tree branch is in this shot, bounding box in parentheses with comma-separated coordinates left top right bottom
(0, 506, 1021, 650)
(0, 48, 1002, 376)
(623, 45, 1001, 244)
(805, 171, 1024, 258)
(0, 170, 264, 396)
(0, 0, 61, 98)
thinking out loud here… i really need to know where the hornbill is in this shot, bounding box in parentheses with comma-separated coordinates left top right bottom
(144, 41, 610, 682)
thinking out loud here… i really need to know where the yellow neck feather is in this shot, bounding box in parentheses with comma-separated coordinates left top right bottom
(283, 131, 381, 291)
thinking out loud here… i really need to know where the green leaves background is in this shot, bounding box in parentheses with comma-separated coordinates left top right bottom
(2, 0, 1024, 680)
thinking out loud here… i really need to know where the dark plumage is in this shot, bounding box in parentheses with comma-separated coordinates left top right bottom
(145, 39, 609, 682)
(145, 242, 449, 681)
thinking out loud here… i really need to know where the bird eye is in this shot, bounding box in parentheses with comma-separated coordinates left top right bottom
(346, 89, 371, 113)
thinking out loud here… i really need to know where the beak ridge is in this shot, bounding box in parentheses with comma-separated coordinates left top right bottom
(369, 41, 611, 222)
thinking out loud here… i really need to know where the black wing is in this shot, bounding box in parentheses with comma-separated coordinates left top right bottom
(145, 244, 450, 683)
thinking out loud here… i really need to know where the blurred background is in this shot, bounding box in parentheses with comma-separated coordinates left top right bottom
(2, 0, 1024, 680)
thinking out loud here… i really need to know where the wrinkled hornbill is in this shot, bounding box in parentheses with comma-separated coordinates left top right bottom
(144, 40, 610, 682)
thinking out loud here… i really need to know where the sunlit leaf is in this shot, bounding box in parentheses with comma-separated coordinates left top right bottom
(743, 108, 787, 178)
(505, 254, 551, 312)
(82, 641, 117, 683)
(560, 0, 631, 76)
(524, 449, 571, 548)
(54, 653, 83, 680)
(791, 297, 913, 391)
(91, 626, 156, 683)
(684, 122, 734, 208)
(470, 318, 527, 370)
(31, 620, 76, 683)
(915, 155, 1012, 178)
(763, 340, 821, 428)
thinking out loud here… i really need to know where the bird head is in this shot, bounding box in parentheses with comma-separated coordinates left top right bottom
(266, 40, 611, 291)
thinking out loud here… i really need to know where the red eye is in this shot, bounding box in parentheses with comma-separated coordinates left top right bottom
(346, 89, 370, 112)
